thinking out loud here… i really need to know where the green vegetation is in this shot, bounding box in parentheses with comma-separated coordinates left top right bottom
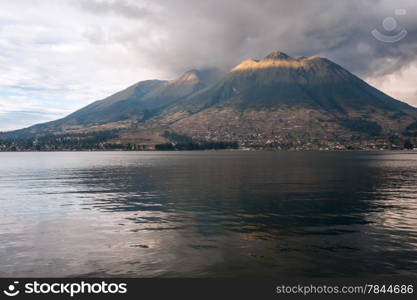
(158, 131, 239, 150)
(0, 130, 122, 151)
(339, 119, 382, 136)
(404, 139, 414, 149)
(403, 121, 417, 136)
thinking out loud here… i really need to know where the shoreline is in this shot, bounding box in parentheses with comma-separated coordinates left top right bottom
(1, 148, 417, 153)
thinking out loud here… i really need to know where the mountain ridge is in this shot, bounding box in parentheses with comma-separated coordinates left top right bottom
(1, 51, 417, 151)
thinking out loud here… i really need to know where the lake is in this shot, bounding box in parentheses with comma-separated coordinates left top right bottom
(0, 151, 417, 277)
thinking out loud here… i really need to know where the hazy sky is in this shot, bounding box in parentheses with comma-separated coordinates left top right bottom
(1, 0, 417, 131)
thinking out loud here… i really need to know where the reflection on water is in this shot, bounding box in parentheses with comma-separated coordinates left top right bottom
(0, 151, 417, 277)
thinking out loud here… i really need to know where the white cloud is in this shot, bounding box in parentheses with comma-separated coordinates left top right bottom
(0, 0, 167, 131)
(366, 62, 417, 107)
(0, 93, 70, 131)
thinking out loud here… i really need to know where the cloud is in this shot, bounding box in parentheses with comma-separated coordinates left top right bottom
(73, 0, 417, 77)
(77, 0, 152, 19)
(0, 92, 72, 131)
(366, 61, 417, 106)
(1, 0, 417, 131)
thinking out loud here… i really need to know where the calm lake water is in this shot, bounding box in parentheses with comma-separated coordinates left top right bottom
(0, 151, 417, 277)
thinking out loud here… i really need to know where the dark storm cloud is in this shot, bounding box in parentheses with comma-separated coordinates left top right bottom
(76, 0, 417, 78)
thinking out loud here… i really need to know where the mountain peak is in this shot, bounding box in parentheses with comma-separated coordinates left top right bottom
(171, 69, 200, 85)
(231, 51, 299, 72)
(3, 49, 416, 151)
(183, 69, 200, 77)
(263, 51, 293, 61)
(171, 68, 224, 87)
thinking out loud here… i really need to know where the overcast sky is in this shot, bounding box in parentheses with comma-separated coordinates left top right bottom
(1, 0, 417, 131)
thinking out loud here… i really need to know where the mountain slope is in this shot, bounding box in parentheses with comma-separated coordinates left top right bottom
(150, 51, 417, 149)
(174, 51, 412, 113)
(12, 68, 223, 136)
(1, 51, 416, 151)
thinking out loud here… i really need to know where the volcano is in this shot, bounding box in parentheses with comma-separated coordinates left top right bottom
(2, 51, 417, 151)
